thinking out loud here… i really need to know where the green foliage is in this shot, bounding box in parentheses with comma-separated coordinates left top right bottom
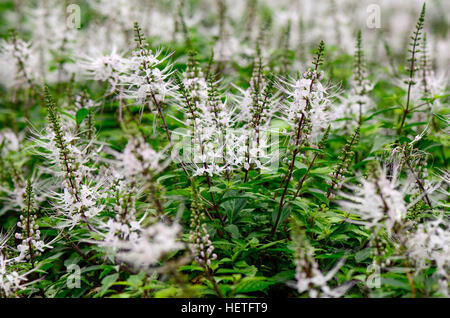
(0, 0, 448, 300)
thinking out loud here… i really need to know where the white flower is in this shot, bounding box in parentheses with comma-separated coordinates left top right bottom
(0, 129, 21, 154)
(280, 70, 333, 145)
(231, 65, 279, 172)
(119, 137, 163, 177)
(0, 255, 28, 297)
(122, 47, 175, 107)
(22, 1, 76, 83)
(337, 168, 410, 234)
(213, 36, 239, 62)
(15, 213, 51, 262)
(115, 222, 184, 269)
(0, 36, 36, 89)
(290, 228, 351, 298)
(78, 48, 127, 92)
(29, 112, 107, 229)
(177, 66, 240, 177)
(406, 218, 450, 296)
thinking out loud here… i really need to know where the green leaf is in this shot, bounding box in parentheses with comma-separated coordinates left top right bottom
(370, 135, 396, 153)
(154, 287, 179, 298)
(216, 265, 257, 277)
(272, 270, 295, 282)
(291, 199, 308, 212)
(99, 265, 117, 279)
(224, 224, 241, 239)
(234, 277, 277, 294)
(365, 106, 401, 121)
(433, 112, 448, 123)
(258, 240, 284, 250)
(75, 108, 89, 125)
(222, 191, 247, 223)
(381, 277, 411, 290)
(355, 248, 372, 262)
(99, 273, 119, 297)
(310, 166, 332, 175)
(306, 189, 329, 205)
(299, 147, 326, 154)
(126, 272, 146, 288)
(294, 161, 308, 170)
(293, 168, 307, 181)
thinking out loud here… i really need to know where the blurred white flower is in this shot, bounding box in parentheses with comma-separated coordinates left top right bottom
(78, 48, 127, 93)
(116, 222, 184, 269)
(0, 36, 37, 89)
(407, 218, 450, 296)
(337, 167, 413, 234)
(0, 255, 29, 297)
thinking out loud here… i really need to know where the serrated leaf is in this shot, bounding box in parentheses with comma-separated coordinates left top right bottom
(234, 277, 277, 294)
(222, 191, 247, 223)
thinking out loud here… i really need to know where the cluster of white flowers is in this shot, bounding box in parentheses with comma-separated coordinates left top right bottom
(177, 62, 240, 177)
(294, 253, 349, 298)
(96, 182, 143, 253)
(47, 176, 106, 229)
(83, 129, 176, 263)
(0, 255, 29, 298)
(29, 97, 108, 229)
(122, 31, 175, 109)
(117, 137, 164, 178)
(281, 69, 333, 145)
(213, 36, 240, 63)
(91, 0, 174, 44)
(406, 218, 450, 296)
(101, 217, 141, 247)
(410, 34, 447, 127)
(176, 55, 281, 178)
(188, 197, 218, 267)
(0, 35, 36, 89)
(234, 61, 278, 173)
(0, 232, 35, 298)
(24, 0, 78, 83)
(189, 222, 218, 267)
(23, 87, 183, 272)
(194, 83, 237, 176)
(1, 0, 448, 91)
(336, 32, 374, 129)
(10, 181, 51, 264)
(15, 213, 45, 262)
(177, 54, 281, 178)
(79, 49, 127, 94)
(337, 168, 412, 234)
(115, 222, 184, 269)
(290, 227, 350, 298)
(0, 0, 448, 299)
